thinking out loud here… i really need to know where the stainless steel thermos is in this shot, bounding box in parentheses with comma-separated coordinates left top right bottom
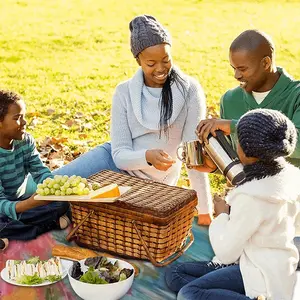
(203, 131, 245, 185)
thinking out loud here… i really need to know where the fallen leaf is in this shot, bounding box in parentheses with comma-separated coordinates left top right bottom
(65, 119, 75, 127)
(82, 122, 93, 130)
(47, 108, 55, 115)
(79, 133, 88, 139)
(49, 158, 65, 170)
(74, 112, 84, 118)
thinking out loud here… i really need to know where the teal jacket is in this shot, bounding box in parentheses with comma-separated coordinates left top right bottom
(221, 67, 300, 167)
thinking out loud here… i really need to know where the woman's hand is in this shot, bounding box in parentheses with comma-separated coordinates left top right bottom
(146, 149, 176, 171)
(213, 194, 230, 217)
(196, 118, 231, 144)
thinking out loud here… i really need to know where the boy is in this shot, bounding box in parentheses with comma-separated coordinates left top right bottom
(0, 90, 70, 250)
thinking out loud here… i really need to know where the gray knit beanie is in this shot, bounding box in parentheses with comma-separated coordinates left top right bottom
(237, 109, 297, 160)
(129, 15, 171, 58)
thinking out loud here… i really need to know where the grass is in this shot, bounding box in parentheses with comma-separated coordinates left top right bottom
(1, 0, 300, 192)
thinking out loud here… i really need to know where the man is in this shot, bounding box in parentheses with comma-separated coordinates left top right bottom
(196, 29, 300, 267)
(197, 29, 300, 167)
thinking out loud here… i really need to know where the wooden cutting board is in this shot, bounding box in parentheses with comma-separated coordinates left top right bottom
(34, 186, 131, 202)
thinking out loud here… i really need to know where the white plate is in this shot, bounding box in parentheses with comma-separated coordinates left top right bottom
(0, 259, 73, 287)
(34, 186, 131, 203)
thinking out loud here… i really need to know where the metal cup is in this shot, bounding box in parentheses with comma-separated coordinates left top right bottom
(177, 140, 203, 166)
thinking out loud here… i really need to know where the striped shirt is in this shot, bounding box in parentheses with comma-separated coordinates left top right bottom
(0, 133, 52, 220)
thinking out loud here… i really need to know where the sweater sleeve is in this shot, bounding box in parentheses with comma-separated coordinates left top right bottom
(26, 135, 53, 184)
(182, 80, 212, 214)
(0, 180, 18, 220)
(111, 87, 150, 171)
(220, 94, 239, 134)
(209, 194, 264, 264)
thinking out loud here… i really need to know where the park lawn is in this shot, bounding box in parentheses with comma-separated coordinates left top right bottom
(0, 0, 300, 191)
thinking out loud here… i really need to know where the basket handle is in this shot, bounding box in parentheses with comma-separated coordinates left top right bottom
(132, 220, 194, 267)
(66, 210, 95, 242)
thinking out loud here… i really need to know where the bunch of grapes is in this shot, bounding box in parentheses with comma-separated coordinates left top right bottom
(36, 175, 90, 196)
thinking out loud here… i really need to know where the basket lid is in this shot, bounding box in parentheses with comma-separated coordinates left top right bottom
(88, 170, 197, 218)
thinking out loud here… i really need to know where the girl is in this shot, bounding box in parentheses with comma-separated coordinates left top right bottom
(54, 15, 214, 225)
(165, 108, 300, 300)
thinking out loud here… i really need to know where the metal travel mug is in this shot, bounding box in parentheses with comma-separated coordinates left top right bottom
(177, 140, 203, 166)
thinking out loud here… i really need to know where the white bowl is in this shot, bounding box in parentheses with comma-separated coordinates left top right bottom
(68, 258, 134, 300)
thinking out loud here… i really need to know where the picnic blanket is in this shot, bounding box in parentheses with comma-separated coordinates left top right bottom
(0, 219, 299, 300)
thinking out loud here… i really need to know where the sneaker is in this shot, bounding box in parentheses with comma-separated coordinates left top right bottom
(0, 238, 9, 251)
(59, 215, 71, 230)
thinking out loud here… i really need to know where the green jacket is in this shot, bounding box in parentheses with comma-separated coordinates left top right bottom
(221, 67, 300, 167)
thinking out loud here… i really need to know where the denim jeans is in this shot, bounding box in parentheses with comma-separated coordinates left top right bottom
(0, 201, 70, 241)
(53, 142, 124, 178)
(165, 261, 253, 300)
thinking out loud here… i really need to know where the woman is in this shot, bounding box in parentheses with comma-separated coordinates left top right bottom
(55, 15, 213, 225)
(165, 109, 300, 300)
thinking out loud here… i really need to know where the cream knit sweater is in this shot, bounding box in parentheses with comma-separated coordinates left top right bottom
(110, 67, 212, 214)
(210, 163, 300, 300)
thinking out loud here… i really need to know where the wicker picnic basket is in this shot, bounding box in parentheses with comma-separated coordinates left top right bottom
(66, 170, 197, 266)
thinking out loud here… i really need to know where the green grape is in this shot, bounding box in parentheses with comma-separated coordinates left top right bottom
(47, 182, 54, 188)
(66, 188, 73, 195)
(81, 178, 88, 185)
(39, 175, 91, 196)
(78, 182, 85, 190)
(54, 175, 62, 183)
(53, 183, 60, 190)
(62, 175, 68, 182)
(92, 183, 101, 190)
(36, 188, 44, 195)
(55, 190, 61, 196)
(43, 178, 52, 185)
(37, 183, 43, 189)
(77, 189, 84, 195)
(63, 182, 70, 188)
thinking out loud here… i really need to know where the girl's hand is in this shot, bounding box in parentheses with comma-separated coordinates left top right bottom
(213, 194, 230, 217)
(146, 149, 176, 171)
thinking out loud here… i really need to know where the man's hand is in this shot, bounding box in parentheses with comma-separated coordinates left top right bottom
(15, 194, 52, 213)
(213, 194, 230, 217)
(146, 149, 176, 171)
(196, 118, 232, 144)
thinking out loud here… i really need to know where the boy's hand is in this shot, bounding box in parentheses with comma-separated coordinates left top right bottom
(146, 149, 176, 171)
(15, 194, 52, 213)
(196, 118, 231, 144)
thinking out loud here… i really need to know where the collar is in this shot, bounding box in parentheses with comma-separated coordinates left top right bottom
(128, 66, 190, 130)
(243, 67, 293, 109)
